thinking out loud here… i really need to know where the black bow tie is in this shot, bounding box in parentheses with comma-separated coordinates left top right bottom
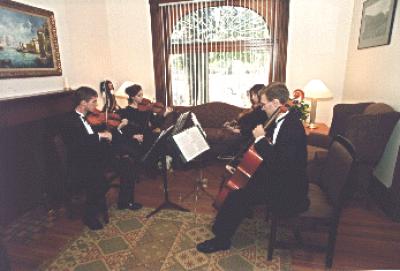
(81, 115, 87, 121)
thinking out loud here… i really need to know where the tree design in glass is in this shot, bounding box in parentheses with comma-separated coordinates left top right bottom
(171, 6, 269, 44)
(169, 6, 271, 107)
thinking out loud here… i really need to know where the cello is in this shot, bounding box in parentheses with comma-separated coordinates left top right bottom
(213, 89, 305, 209)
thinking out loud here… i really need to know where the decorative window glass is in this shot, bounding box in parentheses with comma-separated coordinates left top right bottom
(169, 6, 271, 107)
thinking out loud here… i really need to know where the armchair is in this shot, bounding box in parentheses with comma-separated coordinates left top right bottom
(268, 135, 356, 268)
(307, 102, 399, 199)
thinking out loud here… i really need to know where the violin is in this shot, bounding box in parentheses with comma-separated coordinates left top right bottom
(291, 89, 305, 104)
(137, 97, 165, 115)
(86, 109, 121, 129)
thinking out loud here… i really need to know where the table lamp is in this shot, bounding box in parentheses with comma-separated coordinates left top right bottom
(115, 81, 135, 98)
(303, 79, 332, 129)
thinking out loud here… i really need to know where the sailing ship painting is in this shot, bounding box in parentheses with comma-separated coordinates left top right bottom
(0, 1, 61, 78)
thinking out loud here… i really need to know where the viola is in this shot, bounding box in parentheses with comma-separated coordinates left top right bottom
(86, 109, 121, 129)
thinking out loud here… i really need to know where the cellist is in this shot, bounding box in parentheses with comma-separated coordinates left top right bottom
(197, 82, 310, 254)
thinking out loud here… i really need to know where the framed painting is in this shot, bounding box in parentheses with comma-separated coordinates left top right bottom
(358, 0, 398, 49)
(0, 0, 62, 79)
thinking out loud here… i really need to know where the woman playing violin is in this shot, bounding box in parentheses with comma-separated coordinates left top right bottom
(197, 82, 309, 254)
(219, 84, 267, 159)
(117, 84, 172, 159)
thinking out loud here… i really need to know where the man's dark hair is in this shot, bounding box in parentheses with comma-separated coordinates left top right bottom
(74, 87, 98, 107)
(259, 82, 289, 104)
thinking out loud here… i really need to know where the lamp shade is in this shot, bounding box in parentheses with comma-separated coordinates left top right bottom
(303, 79, 332, 99)
(115, 81, 135, 98)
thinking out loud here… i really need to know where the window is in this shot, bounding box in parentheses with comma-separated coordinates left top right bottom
(149, 0, 289, 107)
(170, 6, 270, 107)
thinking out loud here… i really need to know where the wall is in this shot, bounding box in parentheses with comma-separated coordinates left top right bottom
(105, 0, 155, 101)
(0, 0, 155, 103)
(286, 0, 355, 125)
(343, 0, 400, 110)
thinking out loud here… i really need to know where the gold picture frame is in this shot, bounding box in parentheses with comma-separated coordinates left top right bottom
(0, 0, 62, 78)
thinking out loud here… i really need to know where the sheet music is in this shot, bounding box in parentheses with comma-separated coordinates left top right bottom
(172, 126, 210, 162)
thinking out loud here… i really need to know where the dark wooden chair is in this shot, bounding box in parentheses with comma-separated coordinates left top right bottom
(52, 134, 121, 219)
(0, 238, 10, 271)
(268, 135, 356, 268)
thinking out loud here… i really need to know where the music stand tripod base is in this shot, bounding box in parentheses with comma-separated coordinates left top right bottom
(146, 154, 189, 219)
(181, 175, 214, 203)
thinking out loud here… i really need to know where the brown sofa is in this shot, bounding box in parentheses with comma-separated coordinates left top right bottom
(167, 102, 246, 156)
(307, 102, 400, 201)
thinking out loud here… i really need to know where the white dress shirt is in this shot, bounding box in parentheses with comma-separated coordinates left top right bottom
(76, 110, 95, 135)
(254, 111, 289, 145)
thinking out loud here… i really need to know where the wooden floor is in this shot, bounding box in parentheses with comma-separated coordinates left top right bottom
(4, 159, 400, 270)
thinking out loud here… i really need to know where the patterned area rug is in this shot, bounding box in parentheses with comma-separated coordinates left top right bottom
(2, 207, 57, 245)
(41, 207, 291, 271)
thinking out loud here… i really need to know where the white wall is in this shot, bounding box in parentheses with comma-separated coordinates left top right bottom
(343, 0, 400, 111)
(0, 0, 155, 103)
(286, 0, 355, 125)
(105, 0, 155, 102)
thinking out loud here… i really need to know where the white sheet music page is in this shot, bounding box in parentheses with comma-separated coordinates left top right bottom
(172, 126, 210, 162)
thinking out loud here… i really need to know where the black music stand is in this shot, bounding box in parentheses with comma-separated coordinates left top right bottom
(170, 122, 211, 203)
(180, 153, 214, 202)
(142, 126, 189, 218)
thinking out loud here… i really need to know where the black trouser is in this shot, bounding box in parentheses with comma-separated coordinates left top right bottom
(115, 156, 137, 205)
(212, 169, 268, 241)
(84, 170, 108, 220)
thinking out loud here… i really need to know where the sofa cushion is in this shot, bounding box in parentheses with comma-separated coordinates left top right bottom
(204, 128, 236, 143)
(175, 102, 244, 128)
(363, 103, 394, 115)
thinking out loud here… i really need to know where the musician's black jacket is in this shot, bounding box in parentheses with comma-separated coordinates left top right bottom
(61, 111, 112, 179)
(254, 109, 309, 216)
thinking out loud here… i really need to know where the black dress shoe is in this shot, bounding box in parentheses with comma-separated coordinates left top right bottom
(83, 217, 103, 231)
(118, 202, 143, 211)
(196, 238, 231, 253)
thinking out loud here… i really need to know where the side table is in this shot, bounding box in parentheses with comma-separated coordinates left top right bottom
(304, 122, 329, 136)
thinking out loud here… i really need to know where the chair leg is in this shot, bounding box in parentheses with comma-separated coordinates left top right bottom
(268, 216, 278, 261)
(293, 226, 304, 247)
(325, 221, 339, 268)
(265, 207, 270, 222)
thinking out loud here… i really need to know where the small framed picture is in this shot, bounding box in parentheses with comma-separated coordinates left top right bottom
(358, 0, 398, 49)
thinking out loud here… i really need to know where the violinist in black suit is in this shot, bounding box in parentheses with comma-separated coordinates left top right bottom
(62, 87, 141, 230)
(197, 82, 309, 253)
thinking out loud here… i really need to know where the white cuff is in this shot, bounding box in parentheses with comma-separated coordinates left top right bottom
(254, 135, 265, 143)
